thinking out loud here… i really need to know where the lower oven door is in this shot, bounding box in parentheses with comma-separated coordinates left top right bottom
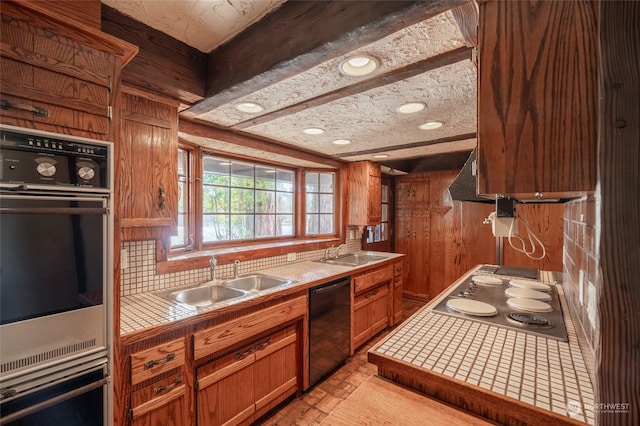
(0, 365, 107, 426)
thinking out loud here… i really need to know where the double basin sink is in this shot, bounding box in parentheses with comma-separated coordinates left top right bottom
(155, 274, 295, 309)
(156, 253, 387, 309)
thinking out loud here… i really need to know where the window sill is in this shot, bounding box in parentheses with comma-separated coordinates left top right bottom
(156, 237, 342, 274)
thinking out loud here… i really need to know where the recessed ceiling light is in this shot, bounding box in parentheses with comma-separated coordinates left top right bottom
(396, 102, 426, 114)
(419, 121, 444, 130)
(332, 139, 351, 145)
(302, 127, 325, 135)
(235, 102, 264, 113)
(373, 154, 389, 159)
(339, 55, 378, 76)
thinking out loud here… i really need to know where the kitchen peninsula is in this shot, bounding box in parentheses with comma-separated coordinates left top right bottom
(369, 266, 594, 426)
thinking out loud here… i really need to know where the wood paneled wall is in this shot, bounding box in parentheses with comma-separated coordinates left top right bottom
(395, 171, 564, 300)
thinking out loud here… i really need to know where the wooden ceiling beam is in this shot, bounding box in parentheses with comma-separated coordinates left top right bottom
(179, 119, 346, 169)
(336, 132, 477, 158)
(184, 0, 468, 117)
(233, 46, 472, 130)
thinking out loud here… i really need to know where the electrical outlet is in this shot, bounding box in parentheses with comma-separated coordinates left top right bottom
(286, 253, 296, 262)
(121, 248, 129, 270)
(587, 281, 597, 329)
(492, 217, 517, 237)
(578, 270, 585, 306)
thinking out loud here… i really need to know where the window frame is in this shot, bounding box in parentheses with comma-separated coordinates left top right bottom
(170, 143, 197, 254)
(170, 144, 344, 255)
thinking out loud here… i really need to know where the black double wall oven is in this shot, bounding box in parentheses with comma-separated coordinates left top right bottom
(0, 125, 113, 425)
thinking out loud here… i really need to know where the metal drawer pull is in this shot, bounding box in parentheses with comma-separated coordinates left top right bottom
(153, 377, 183, 395)
(234, 348, 253, 360)
(144, 352, 175, 369)
(255, 338, 271, 351)
(1, 99, 49, 117)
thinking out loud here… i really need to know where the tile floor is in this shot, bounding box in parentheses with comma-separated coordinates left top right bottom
(256, 299, 425, 425)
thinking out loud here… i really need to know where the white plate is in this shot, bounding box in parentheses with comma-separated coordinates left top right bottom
(509, 279, 551, 292)
(506, 297, 553, 313)
(505, 287, 552, 301)
(446, 299, 498, 316)
(472, 275, 503, 286)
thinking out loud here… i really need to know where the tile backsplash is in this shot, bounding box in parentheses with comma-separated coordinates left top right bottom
(120, 226, 363, 297)
(562, 196, 599, 383)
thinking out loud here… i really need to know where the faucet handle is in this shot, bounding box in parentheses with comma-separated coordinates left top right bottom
(210, 256, 217, 267)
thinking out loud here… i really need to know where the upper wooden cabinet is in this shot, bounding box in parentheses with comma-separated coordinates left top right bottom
(348, 161, 382, 226)
(118, 89, 178, 241)
(477, 0, 597, 199)
(0, 0, 136, 139)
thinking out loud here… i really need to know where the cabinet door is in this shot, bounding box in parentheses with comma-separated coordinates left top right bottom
(196, 345, 256, 426)
(477, 0, 597, 197)
(254, 327, 298, 419)
(119, 91, 178, 241)
(0, 3, 116, 138)
(352, 285, 389, 350)
(392, 261, 404, 325)
(348, 161, 381, 225)
(130, 373, 186, 426)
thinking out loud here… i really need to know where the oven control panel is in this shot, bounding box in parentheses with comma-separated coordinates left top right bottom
(0, 128, 110, 189)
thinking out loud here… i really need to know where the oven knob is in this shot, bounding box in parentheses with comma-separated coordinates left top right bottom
(37, 162, 56, 177)
(78, 166, 95, 180)
(458, 291, 465, 297)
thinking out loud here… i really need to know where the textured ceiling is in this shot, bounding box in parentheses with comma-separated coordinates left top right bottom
(102, 0, 478, 173)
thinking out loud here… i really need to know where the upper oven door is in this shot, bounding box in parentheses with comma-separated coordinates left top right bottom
(0, 193, 108, 325)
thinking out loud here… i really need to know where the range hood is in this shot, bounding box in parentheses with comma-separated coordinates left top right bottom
(448, 148, 494, 203)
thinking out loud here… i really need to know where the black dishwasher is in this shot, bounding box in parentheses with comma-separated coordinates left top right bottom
(308, 277, 351, 387)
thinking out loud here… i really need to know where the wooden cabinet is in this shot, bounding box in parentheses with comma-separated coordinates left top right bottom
(118, 89, 179, 241)
(395, 175, 430, 300)
(391, 260, 404, 325)
(351, 264, 393, 352)
(196, 326, 298, 426)
(348, 161, 381, 225)
(477, 0, 597, 198)
(128, 339, 186, 426)
(0, 1, 135, 139)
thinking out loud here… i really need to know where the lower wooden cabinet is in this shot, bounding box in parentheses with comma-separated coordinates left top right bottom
(196, 326, 298, 426)
(129, 372, 186, 426)
(392, 260, 404, 325)
(352, 284, 389, 350)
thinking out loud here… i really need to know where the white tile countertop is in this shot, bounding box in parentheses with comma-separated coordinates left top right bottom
(120, 251, 404, 335)
(369, 266, 595, 425)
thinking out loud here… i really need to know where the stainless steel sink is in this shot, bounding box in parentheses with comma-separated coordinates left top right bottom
(221, 274, 295, 291)
(157, 285, 246, 308)
(316, 253, 387, 266)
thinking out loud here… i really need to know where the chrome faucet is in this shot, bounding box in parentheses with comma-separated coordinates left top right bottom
(233, 260, 240, 278)
(209, 256, 217, 281)
(329, 244, 348, 259)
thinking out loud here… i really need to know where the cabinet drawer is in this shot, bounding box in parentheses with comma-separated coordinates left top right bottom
(130, 371, 186, 421)
(131, 338, 185, 385)
(354, 265, 393, 294)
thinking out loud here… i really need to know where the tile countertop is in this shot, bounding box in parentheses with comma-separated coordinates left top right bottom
(369, 265, 595, 425)
(120, 251, 404, 336)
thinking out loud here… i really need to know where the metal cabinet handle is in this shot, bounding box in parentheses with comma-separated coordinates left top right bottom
(255, 338, 271, 351)
(153, 377, 183, 395)
(234, 348, 253, 360)
(407, 230, 410, 238)
(1, 99, 49, 117)
(157, 185, 166, 210)
(414, 231, 416, 239)
(144, 353, 175, 369)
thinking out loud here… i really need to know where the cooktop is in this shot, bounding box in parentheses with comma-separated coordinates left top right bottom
(431, 265, 568, 341)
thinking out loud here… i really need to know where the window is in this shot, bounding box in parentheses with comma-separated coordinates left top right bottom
(366, 183, 389, 243)
(305, 171, 335, 235)
(201, 154, 295, 243)
(170, 145, 340, 255)
(171, 147, 192, 249)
